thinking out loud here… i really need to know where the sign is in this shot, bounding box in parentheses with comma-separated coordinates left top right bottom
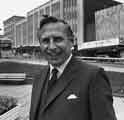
(78, 38, 123, 50)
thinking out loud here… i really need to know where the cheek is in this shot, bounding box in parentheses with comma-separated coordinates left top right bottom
(65, 43, 73, 52)
(61, 41, 73, 49)
(40, 45, 46, 51)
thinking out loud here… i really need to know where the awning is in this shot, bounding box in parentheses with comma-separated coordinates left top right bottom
(85, 0, 121, 13)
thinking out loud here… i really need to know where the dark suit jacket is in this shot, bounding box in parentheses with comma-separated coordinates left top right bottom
(30, 56, 117, 120)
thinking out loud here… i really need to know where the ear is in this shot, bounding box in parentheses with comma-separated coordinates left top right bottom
(73, 36, 77, 46)
(71, 37, 78, 51)
(71, 46, 74, 51)
(70, 38, 75, 51)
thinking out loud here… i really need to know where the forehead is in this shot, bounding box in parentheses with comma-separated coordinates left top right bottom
(40, 22, 68, 37)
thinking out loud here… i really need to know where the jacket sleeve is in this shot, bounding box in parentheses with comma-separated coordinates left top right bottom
(89, 68, 117, 120)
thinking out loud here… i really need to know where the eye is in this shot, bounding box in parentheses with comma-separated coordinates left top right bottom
(41, 37, 50, 44)
(54, 37, 64, 43)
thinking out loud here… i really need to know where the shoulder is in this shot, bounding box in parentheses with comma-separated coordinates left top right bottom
(32, 65, 49, 83)
(75, 57, 111, 86)
(74, 57, 108, 81)
(74, 56, 102, 72)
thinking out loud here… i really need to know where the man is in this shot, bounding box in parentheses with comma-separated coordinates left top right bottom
(30, 16, 117, 120)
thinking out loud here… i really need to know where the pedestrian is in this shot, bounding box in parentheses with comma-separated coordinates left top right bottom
(30, 16, 117, 120)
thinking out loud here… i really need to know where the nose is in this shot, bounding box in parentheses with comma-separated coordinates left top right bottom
(48, 38, 56, 49)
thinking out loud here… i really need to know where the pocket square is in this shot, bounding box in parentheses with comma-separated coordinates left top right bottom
(67, 94, 78, 100)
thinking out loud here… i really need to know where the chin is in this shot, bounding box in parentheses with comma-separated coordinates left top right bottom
(49, 62, 60, 66)
(49, 60, 63, 66)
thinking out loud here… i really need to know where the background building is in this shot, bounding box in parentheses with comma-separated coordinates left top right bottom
(26, 0, 79, 47)
(3, 16, 25, 48)
(3, 0, 123, 57)
(15, 18, 27, 47)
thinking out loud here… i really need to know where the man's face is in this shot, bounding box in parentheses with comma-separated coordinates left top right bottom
(39, 22, 73, 67)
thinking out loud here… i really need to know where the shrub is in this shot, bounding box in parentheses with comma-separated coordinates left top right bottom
(0, 96, 17, 115)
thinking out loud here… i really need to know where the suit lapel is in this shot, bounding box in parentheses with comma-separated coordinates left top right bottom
(42, 56, 78, 111)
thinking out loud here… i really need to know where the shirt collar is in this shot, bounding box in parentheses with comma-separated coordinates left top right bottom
(49, 54, 72, 78)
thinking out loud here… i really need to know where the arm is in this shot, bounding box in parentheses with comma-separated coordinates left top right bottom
(89, 68, 117, 120)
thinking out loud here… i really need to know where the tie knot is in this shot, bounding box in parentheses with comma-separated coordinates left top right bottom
(52, 68, 58, 75)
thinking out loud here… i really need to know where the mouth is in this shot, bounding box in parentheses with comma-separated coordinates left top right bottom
(46, 52, 63, 62)
(48, 54, 59, 60)
(46, 50, 62, 58)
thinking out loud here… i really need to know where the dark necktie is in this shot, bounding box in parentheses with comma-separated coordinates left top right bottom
(47, 68, 58, 93)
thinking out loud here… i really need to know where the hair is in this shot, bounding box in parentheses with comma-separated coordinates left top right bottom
(37, 15, 74, 41)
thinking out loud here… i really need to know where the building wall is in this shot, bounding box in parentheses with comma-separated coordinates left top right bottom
(4, 0, 85, 49)
(22, 20, 27, 46)
(4, 23, 15, 46)
(27, 1, 51, 46)
(15, 19, 27, 47)
(3, 16, 25, 48)
(63, 0, 78, 34)
(15, 24, 22, 47)
(4, 1, 122, 51)
(76, 0, 84, 49)
(27, 14, 34, 46)
(26, 0, 81, 48)
(95, 4, 124, 41)
(51, 0, 61, 18)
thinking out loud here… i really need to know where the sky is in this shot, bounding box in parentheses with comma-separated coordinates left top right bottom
(0, 0, 49, 34)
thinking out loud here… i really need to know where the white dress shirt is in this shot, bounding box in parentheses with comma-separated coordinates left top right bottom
(49, 54, 72, 80)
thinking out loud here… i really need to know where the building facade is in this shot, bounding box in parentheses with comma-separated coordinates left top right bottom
(3, 0, 120, 53)
(14, 0, 83, 48)
(95, 4, 124, 41)
(15, 18, 27, 47)
(27, 1, 51, 47)
(3, 16, 25, 48)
